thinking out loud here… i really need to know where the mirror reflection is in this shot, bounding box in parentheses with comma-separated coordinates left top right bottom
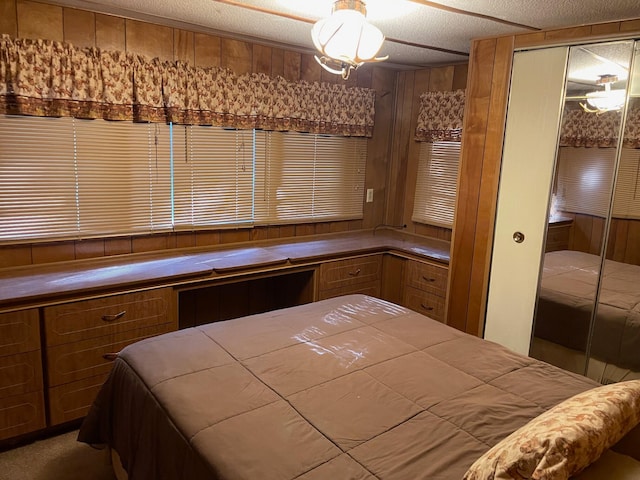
(530, 40, 638, 384)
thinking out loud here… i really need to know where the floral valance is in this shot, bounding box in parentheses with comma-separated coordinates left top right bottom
(560, 105, 640, 149)
(0, 35, 376, 137)
(414, 89, 465, 142)
(559, 109, 621, 148)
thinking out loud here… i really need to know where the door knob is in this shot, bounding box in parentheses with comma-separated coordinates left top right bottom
(513, 231, 525, 243)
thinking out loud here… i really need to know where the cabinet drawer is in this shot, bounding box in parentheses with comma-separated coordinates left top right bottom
(0, 390, 46, 441)
(0, 350, 43, 398)
(46, 323, 174, 387)
(318, 256, 382, 292)
(318, 282, 380, 301)
(44, 288, 175, 346)
(405, 261, 448, 296)
(545, 224, 571, 252)
(403, 287, 445, 322)
(49, 374, 108, 425)
(0, 309, 40, 357)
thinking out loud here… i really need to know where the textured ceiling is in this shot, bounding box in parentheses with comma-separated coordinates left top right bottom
(44, 0, 640, 68)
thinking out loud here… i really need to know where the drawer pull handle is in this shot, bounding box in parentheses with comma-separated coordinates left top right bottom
(348, 269, 362, 277)
(102, 353, 118, 361)
(422, 276, 436, 282)
(102, 311, 126, 322)
(420, 304, 434, 311)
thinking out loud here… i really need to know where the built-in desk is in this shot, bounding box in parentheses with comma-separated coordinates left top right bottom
(0, 230, 449, 310)
(0, 229, 450, 443)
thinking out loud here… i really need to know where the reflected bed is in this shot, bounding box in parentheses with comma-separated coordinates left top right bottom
(534, 250, 640, 377)
(79, 294, 640, 479)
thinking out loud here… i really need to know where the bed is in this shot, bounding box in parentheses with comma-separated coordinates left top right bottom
(533, 250, 640, 379)
(78, 294, 640, 479)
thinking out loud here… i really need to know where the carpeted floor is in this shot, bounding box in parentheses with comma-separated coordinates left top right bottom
(0, 430, 116, 480)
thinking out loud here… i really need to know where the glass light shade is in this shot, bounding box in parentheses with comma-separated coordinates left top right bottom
(585, 88, 625, 112)
(311, 7, 385, 65)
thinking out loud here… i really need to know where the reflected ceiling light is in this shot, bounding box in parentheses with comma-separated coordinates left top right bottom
(311, 0, 388, 80)
(581, 74, 626, 113)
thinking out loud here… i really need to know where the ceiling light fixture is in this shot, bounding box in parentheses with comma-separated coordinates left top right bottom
(311, 0, 388, 80)
(580, 74, 626, 113)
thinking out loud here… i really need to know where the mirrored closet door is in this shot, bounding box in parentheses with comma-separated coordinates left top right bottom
(530, 40, 640, 384)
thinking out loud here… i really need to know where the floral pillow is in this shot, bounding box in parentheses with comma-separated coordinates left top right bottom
(463, 380, 640, 480)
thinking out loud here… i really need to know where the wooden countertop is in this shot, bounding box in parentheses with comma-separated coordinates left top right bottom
(0, 230, 450, 310)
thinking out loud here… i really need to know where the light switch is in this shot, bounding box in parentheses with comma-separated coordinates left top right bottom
(366, 188, 374, 202)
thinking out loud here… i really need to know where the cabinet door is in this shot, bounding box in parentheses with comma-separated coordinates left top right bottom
(0, 351, 43, 398)
(484, 47, 568, 355)
(0, 309, 40, 357)
(0, 391, 46, 440)
(0, 309, 45, 440)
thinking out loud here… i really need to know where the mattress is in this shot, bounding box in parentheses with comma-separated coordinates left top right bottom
(534, 250, 640, 370)
(78, 294, 634, 479)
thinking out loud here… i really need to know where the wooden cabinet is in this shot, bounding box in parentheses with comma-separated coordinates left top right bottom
(318, 255, 382, 300)
(402, 260, 448, 322)
(43, 288, 177, 425)
(545, 219, 572, 252)
(0, 309, 46, 441)
(0, 236, 449, 441)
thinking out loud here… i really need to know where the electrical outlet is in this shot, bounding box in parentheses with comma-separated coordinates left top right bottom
(366, 188, 374, 202)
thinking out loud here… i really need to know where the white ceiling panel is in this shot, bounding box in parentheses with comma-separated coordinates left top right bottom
(40, 0, 640, 68)
(424, 0, 640, 29)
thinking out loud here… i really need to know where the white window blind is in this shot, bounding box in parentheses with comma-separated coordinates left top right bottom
(74, 119, 173, 236)
(0, 116, 367, 243)
(0, 116, 77, 241)
(0, 115, 172, 242)
(172, 126, 256, 229)
(412, 141, 461, 228)
(256, 131, 366, 224)
(611, 147, 640, 219)
(556, 147, 616, 218)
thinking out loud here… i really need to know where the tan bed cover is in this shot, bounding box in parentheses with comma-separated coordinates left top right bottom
(80, 294, 630, 479)
(535, 250, 640, 369)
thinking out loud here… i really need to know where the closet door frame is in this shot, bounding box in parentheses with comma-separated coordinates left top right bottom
(483, 47, 569, 355)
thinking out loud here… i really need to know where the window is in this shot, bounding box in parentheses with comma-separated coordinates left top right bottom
(611, 147, 640, 219)
(555, 147, 617, 218)
(0, 116, 172, 242)
(173, 127, 255, 229)
(0, 116, 367, 243)
(412, 141, 461, 228)
(74, 119, 173, 236)
(256, 131, 367, 224)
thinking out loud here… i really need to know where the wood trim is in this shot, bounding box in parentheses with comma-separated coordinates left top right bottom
(387, 70, 414, 226)
(365, 67, 397, 229)
(465, 35, 514, 337)
(408, 0, 538, 30)
(212, 0, 471, 57)
(446, 37, 499, 333)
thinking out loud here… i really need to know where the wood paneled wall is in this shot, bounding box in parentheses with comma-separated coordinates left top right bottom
(0, 0, 384, 267)
(607, 218, 640, 266)
(551, 213, 640, 265)
(447, 18, 640, 335)
(563, 213, 606, 256)
(386, 64, 468, 243)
